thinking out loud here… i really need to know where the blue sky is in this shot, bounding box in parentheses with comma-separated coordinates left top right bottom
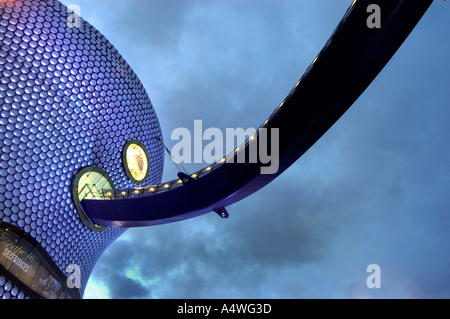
(61, 0, 449, 299)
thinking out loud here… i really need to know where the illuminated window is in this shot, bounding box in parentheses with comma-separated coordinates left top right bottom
(72, 166, 114, 232)
(123, 140, 150, 184)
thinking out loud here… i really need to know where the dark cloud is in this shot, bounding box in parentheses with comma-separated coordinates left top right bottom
(108, 273, 150, 299)
(60, 0, 450, 299)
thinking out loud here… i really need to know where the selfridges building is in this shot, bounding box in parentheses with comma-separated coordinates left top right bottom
(0, 0, 165, 299)
(0, 0, 433, 299)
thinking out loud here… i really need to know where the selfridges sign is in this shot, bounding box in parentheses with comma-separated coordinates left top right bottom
(0, 222, 80, 299)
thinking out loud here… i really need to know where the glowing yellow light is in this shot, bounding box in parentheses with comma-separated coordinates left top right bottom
(220, 158, 225, 163)
(73, 166, 114, 231)
(351, 0, 357, 6)
(164, 184, 169, 188)
(125, 143, 149, 182)
(250, 135, 255, 141)
(235, 147, 239, 152)
(313, 57, 318, 64)
(134, 190, 139, 194)
(177, 179, 182, 184)
(206, 167, 211, 171)
(121, 191, 126, 195)
(77, 170, 113, 200)
(264, 119, 269, 125)
(191, 173, 197, 178)
(149, 187, 155, 192)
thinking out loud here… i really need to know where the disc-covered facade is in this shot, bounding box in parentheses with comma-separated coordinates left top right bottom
(0, 0, 164, 298)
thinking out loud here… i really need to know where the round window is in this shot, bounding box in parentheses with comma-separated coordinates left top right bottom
(123, 140, 150, 184)
(72, 166, 114, 232)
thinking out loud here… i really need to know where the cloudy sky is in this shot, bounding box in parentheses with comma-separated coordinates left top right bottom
(61, 0, 449, 299)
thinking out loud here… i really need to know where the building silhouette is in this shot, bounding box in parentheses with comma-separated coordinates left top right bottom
(0, 0, 164, 298)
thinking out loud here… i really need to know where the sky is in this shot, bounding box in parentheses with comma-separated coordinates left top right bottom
(60, 0, 449, 299)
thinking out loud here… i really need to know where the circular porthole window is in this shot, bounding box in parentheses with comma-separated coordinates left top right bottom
(72, 166, 115, 232)
(123, 140, 150, 184)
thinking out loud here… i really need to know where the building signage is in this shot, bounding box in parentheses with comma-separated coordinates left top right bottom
(0, 222, 80, 299)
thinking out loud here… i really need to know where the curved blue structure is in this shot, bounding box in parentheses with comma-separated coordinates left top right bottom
(82, 0, 433, 227)
(0, 0, 164, 298)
